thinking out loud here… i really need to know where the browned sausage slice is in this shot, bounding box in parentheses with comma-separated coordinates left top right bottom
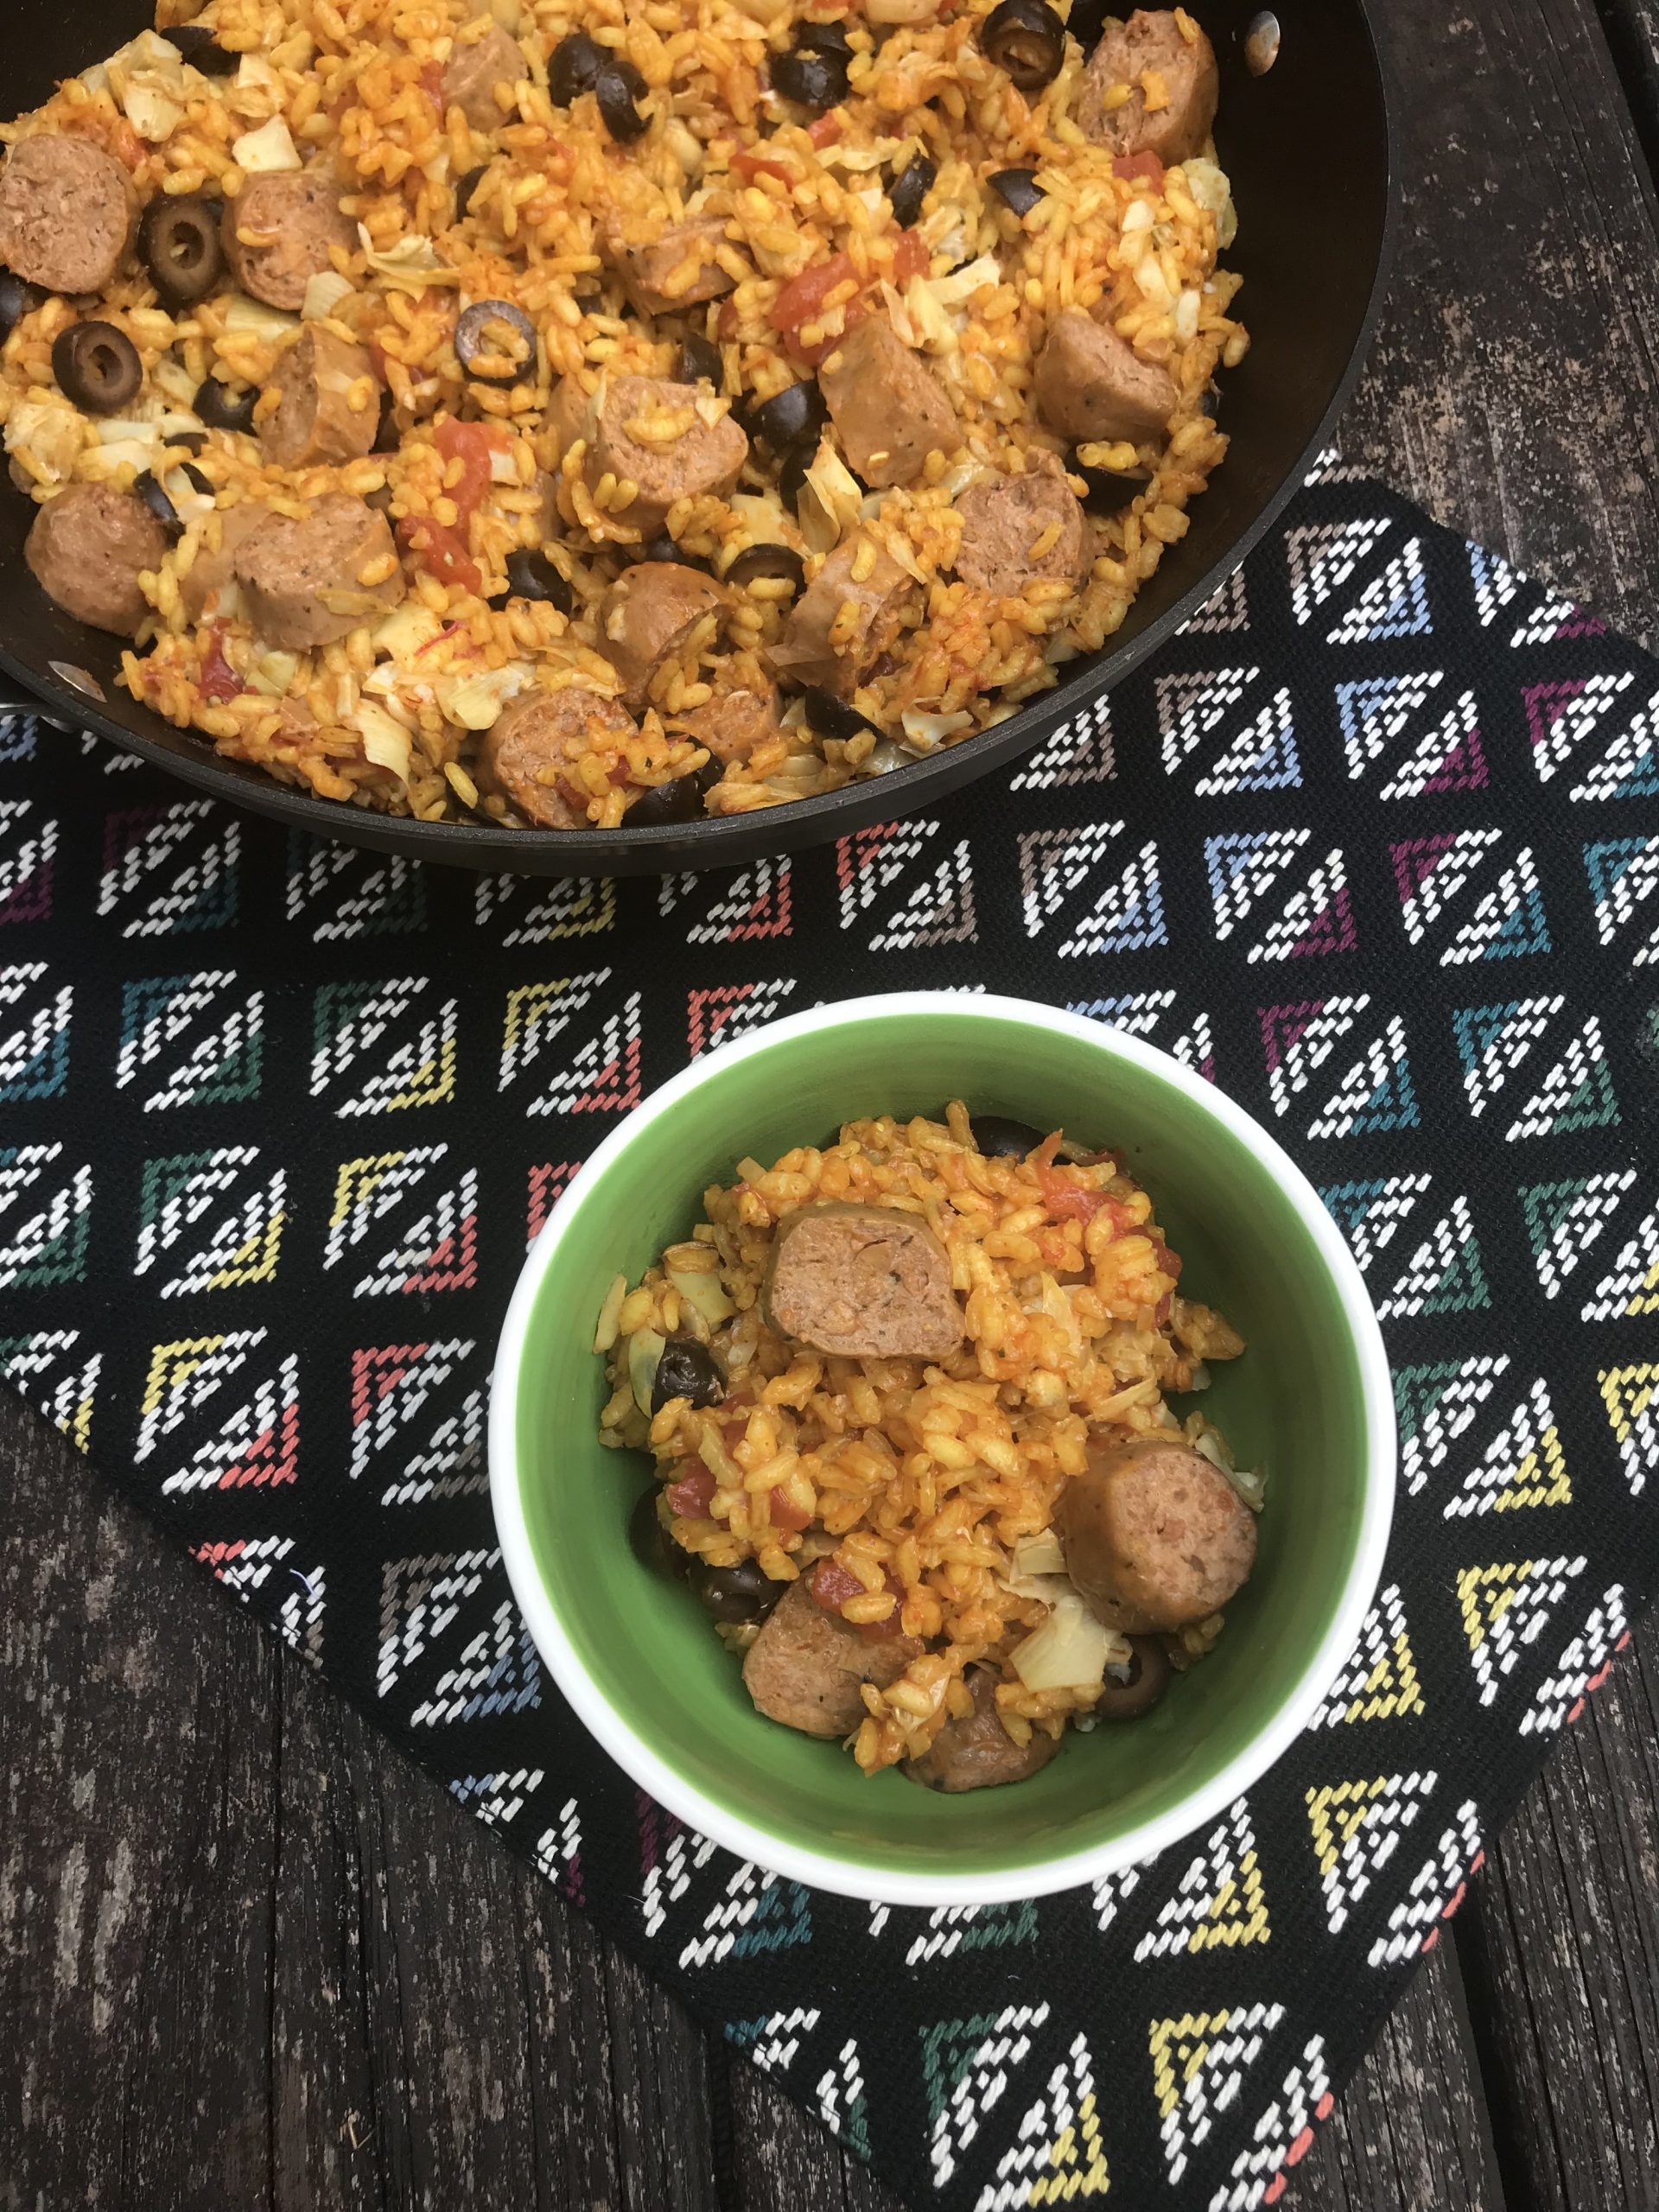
(763, 1202, 964, 1360)
(905, 1669, 1059, 1791)
(600, 211, 734, 317)
(768, 535, 918, 699)
(443, 19, 528, 132)
(25, 481, 168, 636)
(180, 500, 272, 623)
(1078, 9, 1219, 166)
(588, 375, 747, 534)
(670, 680, 787, 765)
(474, 686, 637, 829)
(596, 563, 733, 709)
(1033, 308, 1178, 446)
(262, 327, 381, 470)
(0, 135, 137, 296)
(1057, 1434, 1256, 1633)
(955, 450, 1084, 596)
(234, 494, 406, 651)
(223, 171, 356, 314)
(818, 316, 957, 488)
(741, 1580, 924, 1738)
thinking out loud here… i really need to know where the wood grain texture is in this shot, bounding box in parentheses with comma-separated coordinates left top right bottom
(6, 0, 1659, 2203)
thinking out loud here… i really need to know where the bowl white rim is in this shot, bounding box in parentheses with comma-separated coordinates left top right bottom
(490, 988, 1397, 1907)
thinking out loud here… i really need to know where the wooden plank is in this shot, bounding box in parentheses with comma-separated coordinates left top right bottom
(1597, 0, 1659, 195)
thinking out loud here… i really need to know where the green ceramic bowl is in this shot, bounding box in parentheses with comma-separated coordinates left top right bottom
(491, 992, 1395, 1904)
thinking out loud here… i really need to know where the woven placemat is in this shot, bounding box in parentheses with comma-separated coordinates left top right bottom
(1, 462, 1655, 2212)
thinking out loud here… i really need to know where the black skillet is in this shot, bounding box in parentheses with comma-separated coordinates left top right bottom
(0, 0, 1395, 878)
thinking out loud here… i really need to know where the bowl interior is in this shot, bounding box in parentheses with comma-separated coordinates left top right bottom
(507, 1002, 1377, 1885)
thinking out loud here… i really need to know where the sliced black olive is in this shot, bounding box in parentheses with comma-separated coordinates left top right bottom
(194, 374, 257, 435)
(887, 152, 937, 229)
(179, 461, 213, 497)
(650, 1336, 725, 1414)
(980, 0, 1066, 91)
(486, 545, 575, 613)
(689, 1556, 785, 1626)
(139, 195, 226, 308)
(725, 543, 804, 593)
(778, 444, 814, 508)
(628, 1484, 691, 1580)
(454, 297, 538, 386)
(163, 429, 207, 456)
(454, 162, 488, 221)
(626, 758, 721, 827)
(131, 470, 183, 542)
(988, 166, 1044, 217)
(677, 333, 723, 389)
(796, 18, 852, 56)
(631, 532, 709, 572)
(595, 60, 650, 142)
(748, 378, 826, 454)
(0, 271, 46, 342)
(1094, 1636, 1172, 1720)
(798, 686, 880, 745)
(969, 1114, 1046, 1158)
(53, 321, 142, 416)
(372, 390, 400, 454)
(1075, 456, 1152, 512)
(1200, 380, 1223, 422)
(169, 22, 241, 74)
(548, 29, 607, 104)
(771, 48, 848, 111)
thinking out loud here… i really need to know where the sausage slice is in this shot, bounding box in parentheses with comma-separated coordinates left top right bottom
(474, 686, 637, 829)
(601, 211, 734, 317)
(763, 1202, 964, 1361)
(955, 450, 1084, 596)
(223, 171, 356, 314)
(818, 316, 957, 488)
(588, 374, 747, 534)
(670, 680, 787, 765)
(905, 1669, 1059, 1791)
(741, 1580, 924, 1738)
(25, 481, 167, 636)
(1057, 1434, 1256, 1634)
(1079, 9, 1219, 167)
(1033, 308, 1178, 446)
(180, 500, 272, 623)
(443, 18, 528, 132)
(262, 326, 381, 470)
(0, 136, 137, 296)
(768, 535, 918, 699)
(234, 494, 406, 651)
(597, 562, 732, 709)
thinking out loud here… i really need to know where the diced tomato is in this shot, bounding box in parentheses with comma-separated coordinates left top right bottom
(555, 774, 588, 813)
(421, 60, 446, 107)
(717, 298, 741, 339)
(770, 251, 857, 334)
(810, 1559, 866, 1610)
(1036, 1158, 1130, 1233)
(768, 1487, 812, 1532)
(433, 416, 504, 523)
(1113, 151, 1166, 188)
(892, 227, 931, 283)
(734, 147, 794, 185)
(858, 1576, 910, 1643)
(1150, 1237, 1184, 1281)
(1154, 1292, 1173, 1328)
(666, 1465, 717, 1517)
(198, 625, 243, 704)
(396, 513, 482, 596)
(807, 111, 842, 147)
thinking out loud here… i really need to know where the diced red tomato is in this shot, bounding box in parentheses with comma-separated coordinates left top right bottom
(807, 111, 842, 147)
(420, 60, 446, 107)
(1113, 151, 1166, 188)
(198, 625, 243, 704)
(892, 227, 931, 283)
(396, 513, 482, 596)
(857, 1575, 910, 1643)
(734, 147, 794, 185)
(433, 416, 505, 524)
(768, 1487, 812, 1532)
(1151, 1237, 1183, 1281)
(810, 1559, 866, 1610)
(718, 298, 741, 339)
(666, 1465, 717, 1517)
(1154, 1292, 1173, 1328)
(770, 251, 858, 335)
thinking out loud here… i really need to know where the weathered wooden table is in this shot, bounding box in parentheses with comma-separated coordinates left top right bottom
(5, 1, 1659, 2204)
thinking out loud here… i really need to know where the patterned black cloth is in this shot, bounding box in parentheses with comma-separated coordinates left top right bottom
(0, 465, 1655, 2212)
